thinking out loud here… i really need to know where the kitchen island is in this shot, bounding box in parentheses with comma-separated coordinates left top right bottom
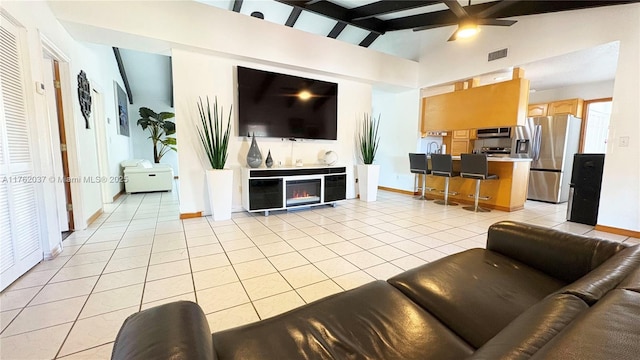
(426, 156, 532, 211)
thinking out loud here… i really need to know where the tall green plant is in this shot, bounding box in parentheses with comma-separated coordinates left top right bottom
(357, 113, 381, 164)
(197, 97, 232, 170)
(137, 107, 176, 163)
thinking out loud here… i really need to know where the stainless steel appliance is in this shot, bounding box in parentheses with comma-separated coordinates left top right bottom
(525, 115, 582, 203)
(476, 127, 511, 138)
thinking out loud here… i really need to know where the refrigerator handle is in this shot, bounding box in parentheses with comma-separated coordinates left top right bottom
(533, 124, 542, 161)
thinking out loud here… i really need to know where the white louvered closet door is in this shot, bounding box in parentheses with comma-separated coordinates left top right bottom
(0, 15, 43, 291)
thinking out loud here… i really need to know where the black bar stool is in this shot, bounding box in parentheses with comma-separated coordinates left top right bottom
(408, 153, 434, 200)
(430, 154, 459, 206)
(460, 153, 498, 212)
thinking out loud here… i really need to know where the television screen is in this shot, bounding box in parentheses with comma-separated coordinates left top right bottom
(237, 66, 338, 140)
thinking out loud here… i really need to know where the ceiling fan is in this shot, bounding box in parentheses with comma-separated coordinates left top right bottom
(415, 0, 519, 41)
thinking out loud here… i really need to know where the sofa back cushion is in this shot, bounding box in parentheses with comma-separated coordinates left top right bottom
(468, 294, 588, 360)
(557, 245, 640, 304)
(213, 281, 474, 360)
(387, 249, 565, 349)
(530, 289, 640, 360)
(487, 221, 627, 283)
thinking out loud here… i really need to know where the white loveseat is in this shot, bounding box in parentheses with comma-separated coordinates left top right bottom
(121, 159, 174, 193)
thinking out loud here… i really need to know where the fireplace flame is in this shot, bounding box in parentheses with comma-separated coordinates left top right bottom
(293, 190, 311, 198)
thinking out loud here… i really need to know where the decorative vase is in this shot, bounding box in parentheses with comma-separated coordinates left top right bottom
(246, 133, 262, 168)
(205, 169, 233, 221)
(265, 150, 273, 168)
(357, 164, 380, 202)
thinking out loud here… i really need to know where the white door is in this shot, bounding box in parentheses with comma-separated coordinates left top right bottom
(0, 16, 43, 290)
(92, 89, 111, 204)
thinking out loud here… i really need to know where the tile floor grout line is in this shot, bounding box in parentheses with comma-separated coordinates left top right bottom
(53, 193, 146, 359)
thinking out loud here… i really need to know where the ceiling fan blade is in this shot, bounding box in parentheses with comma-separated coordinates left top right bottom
(447, 30, 458, 42)
(474, 0, 521, 19)
(443, 0, 468, 19)
(413, 22, 456, 32)
(477, 18, 517, 26)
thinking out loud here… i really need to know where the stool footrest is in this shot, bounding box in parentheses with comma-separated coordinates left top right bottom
(467, 194, 490, 201)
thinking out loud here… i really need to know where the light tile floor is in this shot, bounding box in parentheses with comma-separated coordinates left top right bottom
(1, 190, 638, 359)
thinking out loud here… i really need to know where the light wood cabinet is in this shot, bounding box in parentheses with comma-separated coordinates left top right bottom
(528, 103, 548, 117)
(453, 130, 470, 139)
(548, 99, 584, 116)
(451, 139, 470, 156)
(469, 129, 477, 140)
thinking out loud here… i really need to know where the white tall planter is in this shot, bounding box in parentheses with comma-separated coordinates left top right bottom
(357, 164, 380, 202)
(205, 169, 233, 221)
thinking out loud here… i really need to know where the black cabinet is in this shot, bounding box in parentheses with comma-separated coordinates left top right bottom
(249, 179, 283, 210)
(324, 174, 346, 203)
(567, 154, 605, 226)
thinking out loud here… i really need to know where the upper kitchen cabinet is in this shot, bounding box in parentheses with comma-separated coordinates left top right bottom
(548, 98, 584, 116)
(421, 75, 530, 132)
(528, 98, 584, 118)
(528, 103, 548, 117)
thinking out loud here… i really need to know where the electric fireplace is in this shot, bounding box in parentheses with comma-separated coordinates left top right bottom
(286, 179, 321, 207)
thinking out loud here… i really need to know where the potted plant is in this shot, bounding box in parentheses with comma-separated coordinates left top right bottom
(137, 107, 177, 163)
(197, 97, 233, 221)
(356, 113, 381, 202)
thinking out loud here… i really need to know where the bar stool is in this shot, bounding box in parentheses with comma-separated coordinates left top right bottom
(460, 153, 498, 212)
(430, 154, 459, 206)
(409, 153, 434, 200)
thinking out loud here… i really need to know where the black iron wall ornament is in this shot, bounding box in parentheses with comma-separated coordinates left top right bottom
(77, 70, 91, 129)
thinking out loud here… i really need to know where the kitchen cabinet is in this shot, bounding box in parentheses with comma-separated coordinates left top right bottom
(528, 103, 548, 117)
(469, 129, 477, 140)
(453, 130, 470, 139)
(451, 139, 470, 156)
(528, 98, 584, 118)
(548, 99, 583, 116)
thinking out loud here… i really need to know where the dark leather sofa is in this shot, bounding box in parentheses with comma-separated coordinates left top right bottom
(111, 221, 640, 360)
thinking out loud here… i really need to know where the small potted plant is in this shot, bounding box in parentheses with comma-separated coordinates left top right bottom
(137, 107, 176, 163)
(356, 113, 381, 202)
(197, 96, 233, 221)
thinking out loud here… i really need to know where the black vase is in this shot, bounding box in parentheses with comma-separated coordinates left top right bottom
(265, 150, 274, 168)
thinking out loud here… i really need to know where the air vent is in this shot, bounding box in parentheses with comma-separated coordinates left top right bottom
(488, 48, 508, 62)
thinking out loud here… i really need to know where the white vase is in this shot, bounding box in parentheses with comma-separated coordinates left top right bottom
(357, 164, 380, 202)
(205, 169, 233, 221)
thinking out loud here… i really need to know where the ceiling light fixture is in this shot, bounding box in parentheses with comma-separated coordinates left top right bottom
(455, 23, 480, 39)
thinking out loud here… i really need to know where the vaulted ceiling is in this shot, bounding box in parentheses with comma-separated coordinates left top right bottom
(197, 0, 635, 60)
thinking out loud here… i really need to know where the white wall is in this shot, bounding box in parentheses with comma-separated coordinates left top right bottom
(128, 98, 179, 174)
(417, 4, 640, 232)
(1, 1, 134, 259)
(372, 89, 421, 192)
(173, 49, 370, 215)
(529, 80, 615, 104)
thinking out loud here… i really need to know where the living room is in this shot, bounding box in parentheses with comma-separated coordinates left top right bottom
(1, 1, 639, 359)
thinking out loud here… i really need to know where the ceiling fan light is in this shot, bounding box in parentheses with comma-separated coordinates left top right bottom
(456, 23, 480, 39)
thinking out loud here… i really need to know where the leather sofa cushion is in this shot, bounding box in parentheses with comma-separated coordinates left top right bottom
(213, 281, 474, 360)
(487, 221, 627, 283)
(112, 301, 215, 360)
(387, 249, 565, 348)
(618, 260, 640, 292)
(468, 294, 588, 360)
(557, 245, 640, 304)
(531, 289, 640, 360)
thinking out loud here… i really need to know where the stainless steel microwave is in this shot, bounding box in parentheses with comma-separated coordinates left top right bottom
(476, 127, 512, 138)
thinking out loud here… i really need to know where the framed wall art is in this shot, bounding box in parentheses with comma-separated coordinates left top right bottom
(114, 81, 130, 137)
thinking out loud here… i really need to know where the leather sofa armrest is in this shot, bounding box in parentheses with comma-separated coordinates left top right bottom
(486, 221, 627, 283)
(111, 301, 216, 360)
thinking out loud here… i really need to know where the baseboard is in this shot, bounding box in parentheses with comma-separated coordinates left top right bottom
(44, 243, 63, 260)
(87, 208, 103, 226)
(378, 186, 414, 196)
(595, 224, 640, 238)
(180, 211, 202, 219)
(112, 190, 124, 202)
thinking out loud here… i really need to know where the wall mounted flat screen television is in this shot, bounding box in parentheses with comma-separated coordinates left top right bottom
(237, 66, 338, 140)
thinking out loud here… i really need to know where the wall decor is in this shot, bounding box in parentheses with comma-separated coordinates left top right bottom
(77, 70, 91, 129)
(114, 81, 130, 137)
(246, 133, 262, 168)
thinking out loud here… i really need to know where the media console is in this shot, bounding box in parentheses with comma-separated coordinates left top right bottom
(241, 166, 346, 216)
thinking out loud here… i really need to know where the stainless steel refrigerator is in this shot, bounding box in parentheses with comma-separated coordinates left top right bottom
(525, 115, 582, 203)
